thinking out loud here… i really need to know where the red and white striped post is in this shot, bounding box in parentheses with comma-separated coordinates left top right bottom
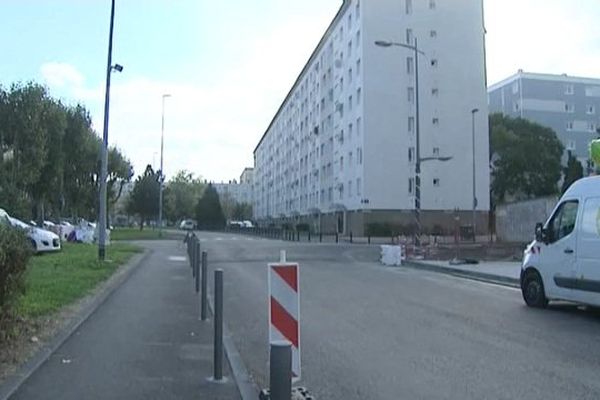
(268, 250, 301, 380)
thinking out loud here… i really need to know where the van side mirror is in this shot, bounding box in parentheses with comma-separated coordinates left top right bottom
(535, 223, 547, 243)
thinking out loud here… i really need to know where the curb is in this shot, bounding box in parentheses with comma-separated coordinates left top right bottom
(0, 249, 151, 400)
(206, 294, 259, 400)
(403, 260, 520, 288)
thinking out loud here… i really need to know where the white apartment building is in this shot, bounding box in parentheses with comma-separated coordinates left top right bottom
(213, 168, 254, 206)
(253, 0, 490, 235)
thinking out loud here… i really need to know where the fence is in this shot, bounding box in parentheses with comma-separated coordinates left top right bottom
(495, 196, 558, 243)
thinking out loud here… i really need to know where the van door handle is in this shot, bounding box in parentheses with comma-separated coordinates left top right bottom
(564, 248, 574, 254)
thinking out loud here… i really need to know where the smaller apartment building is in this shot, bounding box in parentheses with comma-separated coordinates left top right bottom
(488, 71, 600, 168)
(213, 168, 254, 206)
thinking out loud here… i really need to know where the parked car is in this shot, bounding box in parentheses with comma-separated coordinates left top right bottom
(8, 215, 61, 253)
(521, 176, 600, 308)
(0, 208, 10, 226)
(179, 219, 196, 230)
(242, 220, 254, 228)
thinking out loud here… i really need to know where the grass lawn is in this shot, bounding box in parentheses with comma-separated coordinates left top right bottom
(17, 242, 142, 318)
(110, 227, 174, 241)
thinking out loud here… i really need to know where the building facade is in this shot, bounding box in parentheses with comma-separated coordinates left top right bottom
(253, 0, 490, 235)
(213, 168, 254, 206)
(488, 71, 600, 167)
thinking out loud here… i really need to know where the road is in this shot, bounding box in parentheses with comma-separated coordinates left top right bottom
(198, 231, 600, 400)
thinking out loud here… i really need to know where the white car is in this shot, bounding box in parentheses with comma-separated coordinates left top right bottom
(242, 220, 254, 228)
(180, 219, 195, 230)
(521, 176, 600, 308)
(8, 215, 61, 253)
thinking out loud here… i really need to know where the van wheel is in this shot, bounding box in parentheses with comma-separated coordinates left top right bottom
(30, 239, 38, 253)
(522, 270, 548, 308)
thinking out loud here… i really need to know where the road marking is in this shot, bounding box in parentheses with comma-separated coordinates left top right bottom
(215, 237, 223, 241)
(168, 256, 187, 262)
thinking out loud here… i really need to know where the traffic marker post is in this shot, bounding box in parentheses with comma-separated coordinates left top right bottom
(268, 250, 301, 380)
(201, 251, 208, 321)
(213, 269, 224, 381)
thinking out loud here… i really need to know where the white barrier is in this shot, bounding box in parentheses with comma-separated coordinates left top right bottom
(380, 245, 404, 266)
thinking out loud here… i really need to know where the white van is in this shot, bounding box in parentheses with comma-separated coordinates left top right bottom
(521, 176, 600, 308)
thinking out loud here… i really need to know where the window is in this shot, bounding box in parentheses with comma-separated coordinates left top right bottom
(430, 30, 437, 38)
(357, 147, 362, 164)
(328, 187, 333, 201)
(348, 123, 353, 138)
(432, 88, 439, 97)
(406, 29, 413, 45)
(588, 122, 597, 132)
(408, 178, 414, 194)
(356, 1, 360, 18)
(587, 105, 596, 114)
(565, 84, 574, 95)
(433, 178, 440, 187)
(429, 0, 436, 9)
(406, 57, 414, 75)
(349, 151, 353, 164)
(356, 178, 361, 196)
(356, 31, 360, 48)
(405, 0, 412, 14)
(513, 101, 520, 112)
(340, 156, 344, 170)
(408, 87, 415, 103)
(340, 77, 344, 91)
(581, 197, 600, 237)
(408, 147, 415, 162)
(565, 103, 574, 113)
(567, 140, 576, 151)
(357, 88, 361, 105)
(548, 200, 579, 243)
(432, 117, 439, 125)
(357, 117, 361, 136)
(348, 40, 352, 57)
(356, 59, 361, 76)
(348, 13, 352, 29)
(348, 95, 353, 111)
(348, 180, 352, 196)
(433, 147, 440, 156)
(566, 121, 574, 131)
(408, 117, 415, 132)
(348, 68, 353, 83)
(431, 59, 438, 67)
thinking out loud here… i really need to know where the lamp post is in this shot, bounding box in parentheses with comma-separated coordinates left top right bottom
(158, 94, 171, 238)
(471, 108, 479, 241)
(98, 0, 123, 261)
(375, 39, 451, 247)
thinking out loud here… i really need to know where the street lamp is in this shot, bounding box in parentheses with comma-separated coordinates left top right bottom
(98, 0, 122, 261)
(158, 94, 171, 238)
(471, 108, 479, 241)
(375, 38, 449, 246)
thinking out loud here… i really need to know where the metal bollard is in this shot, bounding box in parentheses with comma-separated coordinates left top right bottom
(368, 235, 371, 244)
(350, 232, 353, 243)
(269, 341, 292, 400)
(213, 269, 224, 381)
(319, 232, 322, 242)
(191, 238, 196, 273)
(308, 231, 311, 242)
(194, 242, 200, 293)
(296, 231, 300, 242)
(201, 251, 208, 321)
(335, 232, 339, 243)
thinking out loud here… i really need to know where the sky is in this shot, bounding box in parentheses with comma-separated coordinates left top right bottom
(1, 0, 599, 182)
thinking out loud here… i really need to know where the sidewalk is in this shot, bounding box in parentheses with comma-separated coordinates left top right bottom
(8, 240, 240, 400)
(405, 259, 522, 287)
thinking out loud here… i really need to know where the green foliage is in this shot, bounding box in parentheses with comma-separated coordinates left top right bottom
(0, 83, 133, 222)
(163, 170, 205, 223)
(127, 165, 160, 228)
(489, 113, 564, 204)
(0, 225, 31, 336)
(562, 151, 584, 193)
(195, 184, 225, 230)
(232, 202, 253, 221)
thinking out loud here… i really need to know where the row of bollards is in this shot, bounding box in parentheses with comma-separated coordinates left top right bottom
(185, 232, 223, 382)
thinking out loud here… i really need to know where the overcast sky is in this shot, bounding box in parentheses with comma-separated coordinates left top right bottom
(1, 1, 599, 182)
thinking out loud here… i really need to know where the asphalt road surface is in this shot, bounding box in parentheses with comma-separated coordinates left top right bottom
(198, 231, 600, 400)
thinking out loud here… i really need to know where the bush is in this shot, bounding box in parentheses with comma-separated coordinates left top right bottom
(0, 225, 31, 330)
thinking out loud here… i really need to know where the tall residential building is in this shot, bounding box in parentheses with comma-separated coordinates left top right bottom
(488, 71, 600, 166)
(253, 0, 490, 235)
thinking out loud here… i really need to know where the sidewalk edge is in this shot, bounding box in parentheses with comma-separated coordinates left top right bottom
(404, 260, 520, 288)
(0, 249, 152, 400)
(207, 294, 259, 400)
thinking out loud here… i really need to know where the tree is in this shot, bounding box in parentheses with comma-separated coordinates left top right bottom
(219, 191, 236, 221)
(127, 165, 160, 229)
(232, 202, 253, 220)
(490, 113, 564, 204)
(561, 151, 584, 193)
(195, 184, 225, 230)
(163, 170, 205, 223)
